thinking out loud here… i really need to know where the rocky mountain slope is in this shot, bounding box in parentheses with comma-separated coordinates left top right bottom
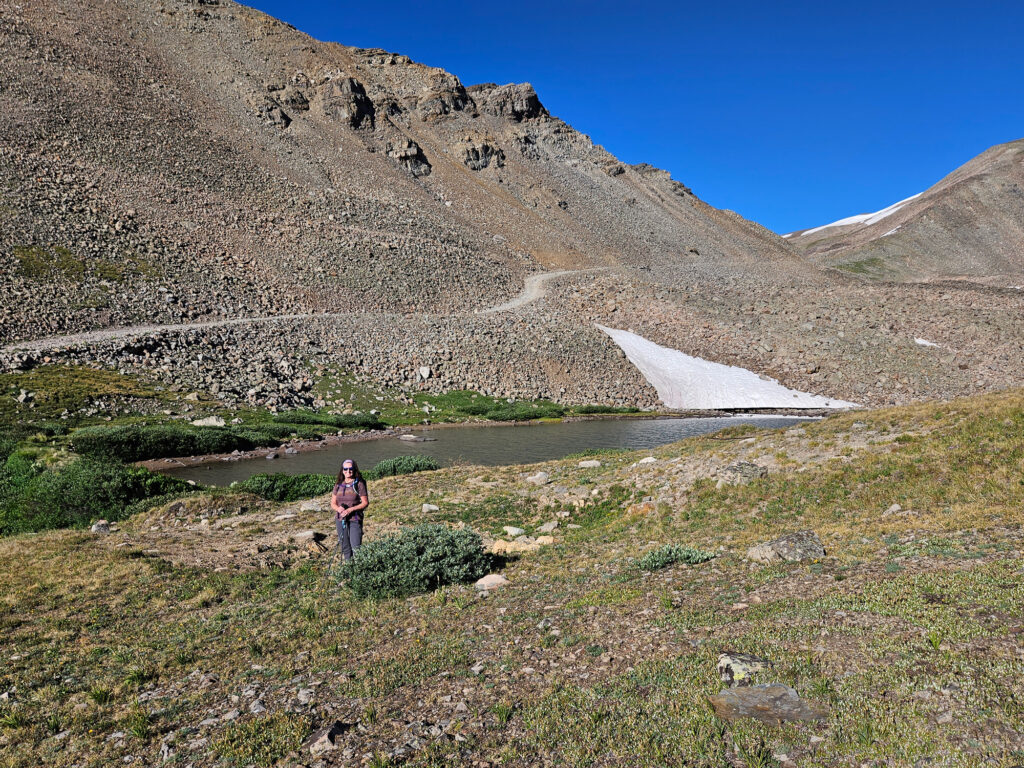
(785, 139, 1024, 285)
(1, 0, 1022, 410)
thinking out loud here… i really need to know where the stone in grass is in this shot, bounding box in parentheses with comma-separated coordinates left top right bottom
(422, 503, 440, 513)
(502, 526, 525, 537)
(475, 573, 509, 591)
(578, 459, 602, 468)
(718, 652, 773, 687)
(303, 721, 353, 756)
(708, 684, 828, 724)
(536, 521, 559, 533)
(91, 520, 110, 534)
(527, 471, 550, 485)
(747, 530, 825, 564)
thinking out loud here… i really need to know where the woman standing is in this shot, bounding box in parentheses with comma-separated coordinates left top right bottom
(331, 459, 368, 560)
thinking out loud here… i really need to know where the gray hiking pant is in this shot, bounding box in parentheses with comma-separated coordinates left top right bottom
(336, 516, 363, 560)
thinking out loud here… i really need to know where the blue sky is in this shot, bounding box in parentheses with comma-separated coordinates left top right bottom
(246, 0, 1024, 234)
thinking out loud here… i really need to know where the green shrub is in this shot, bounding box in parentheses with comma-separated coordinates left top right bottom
(574, 405, 640, 415)
(0, 456, 191, 534)
(365, 455, 440, 480)
(71, 424, 262, 462)
(340, 523, 491, 599)
(272, 411, 383, 430)
(214, 712, 312, 767)
(456, 403, 492, 416)
(485, 401, 565, 422)
(636, 544, 716, 571)
(238, 473, 334, 502)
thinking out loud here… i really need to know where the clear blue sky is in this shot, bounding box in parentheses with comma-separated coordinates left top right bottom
(246, 0, 1024, 234)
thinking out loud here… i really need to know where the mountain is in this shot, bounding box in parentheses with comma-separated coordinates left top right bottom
(1, 0, 1022, 411)
(785, 139, 1024, 285)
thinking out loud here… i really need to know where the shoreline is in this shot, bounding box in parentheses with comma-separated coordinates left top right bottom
(140, 408, 830, 473)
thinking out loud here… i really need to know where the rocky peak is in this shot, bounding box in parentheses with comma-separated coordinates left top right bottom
(468, 82, 548, 122)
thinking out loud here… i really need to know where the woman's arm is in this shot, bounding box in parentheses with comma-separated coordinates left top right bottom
(341, 494, 369, 517)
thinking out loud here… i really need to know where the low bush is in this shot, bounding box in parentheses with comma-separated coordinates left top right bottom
(574, 405, 640, 415)
(484, 401, 565, 422)
(340, 523, 491, 599)
(238, 473, 334, 502)
(365, 454, 440, 480)
(71, 424, 261, 462)
(0, 455, 191, 534)
(272, 411, 384, 430)
(636, 544, 716, 571)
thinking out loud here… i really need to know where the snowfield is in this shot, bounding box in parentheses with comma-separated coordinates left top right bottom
(598, 325, 859, 410)
(795, 192, 922, 238)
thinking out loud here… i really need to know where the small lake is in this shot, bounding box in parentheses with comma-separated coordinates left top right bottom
(162, 415, 815, 487)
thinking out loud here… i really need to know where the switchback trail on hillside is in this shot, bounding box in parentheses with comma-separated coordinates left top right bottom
(1, 270, 603, 354)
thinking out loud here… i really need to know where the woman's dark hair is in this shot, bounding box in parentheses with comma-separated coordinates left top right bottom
(335, 459, 363, 485)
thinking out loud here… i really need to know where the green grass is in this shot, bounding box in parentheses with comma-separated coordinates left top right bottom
(1, 390, 1022, 767)
(213, 712, 312, 766)
(12, 245, 158, 283)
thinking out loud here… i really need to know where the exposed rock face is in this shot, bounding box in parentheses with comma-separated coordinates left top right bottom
(470, 82, 548, 121)
(320, 77, 375, 128)
(386, 139, 431, 177)
(0, 0, 1021, 412)
(459, 137, 505, 170)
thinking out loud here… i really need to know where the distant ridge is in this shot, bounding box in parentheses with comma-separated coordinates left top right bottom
(786, 139, 1024, 285)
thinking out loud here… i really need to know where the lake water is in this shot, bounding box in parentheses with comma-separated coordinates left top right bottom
(161, 415, 815, 487)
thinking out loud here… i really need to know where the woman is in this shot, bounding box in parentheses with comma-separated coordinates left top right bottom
(331, 459, 368, 560)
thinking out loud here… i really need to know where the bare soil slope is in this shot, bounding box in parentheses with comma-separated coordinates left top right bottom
(787, 139, 1024, 285)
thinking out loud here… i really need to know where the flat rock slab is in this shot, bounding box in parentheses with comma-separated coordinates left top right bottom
(708, 684, 828, 724)
(747, 530, 825, 564)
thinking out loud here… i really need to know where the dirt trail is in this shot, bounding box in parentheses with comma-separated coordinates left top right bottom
(476, 268, 606, 315)
(1, 270, 602, 354)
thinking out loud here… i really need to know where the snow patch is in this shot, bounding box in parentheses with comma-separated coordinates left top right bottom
(597, 325, 858, 410)
(881, 226, 901, 237)
(914, 338, 940, 348)
(798, 192, 922, 238)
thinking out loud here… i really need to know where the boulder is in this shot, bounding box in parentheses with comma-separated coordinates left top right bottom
(302, 721, 352, 756)
(536, 521, 559, 533)
(502, 526, 525, 537)
(718, 652, 773, 687)
(747, 530, 825, 564)
(578, 459, 602, 468)
(191, 415, 226, 427)
(526, 471, 549, 486)
(708, 684, 828, 724)
(475, 573, 509, 591)
(422, 503, 440, 513)
(91, 520, 110, 534)
(490, 539, 540, 555)
(459, 137, 505, 170)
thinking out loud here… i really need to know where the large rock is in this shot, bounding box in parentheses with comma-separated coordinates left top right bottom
(708, 684, 828, 724)
(475, 573, 508, 591)
(747, 530, 825, 564)
(718, 652, 773, 687)
(302, 721, 352, 756)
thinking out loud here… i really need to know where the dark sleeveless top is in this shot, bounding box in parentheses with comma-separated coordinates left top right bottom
(333, 479, 367, 520)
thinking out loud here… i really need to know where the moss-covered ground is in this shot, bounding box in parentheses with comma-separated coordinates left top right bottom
(1, 391, 1022, 766)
